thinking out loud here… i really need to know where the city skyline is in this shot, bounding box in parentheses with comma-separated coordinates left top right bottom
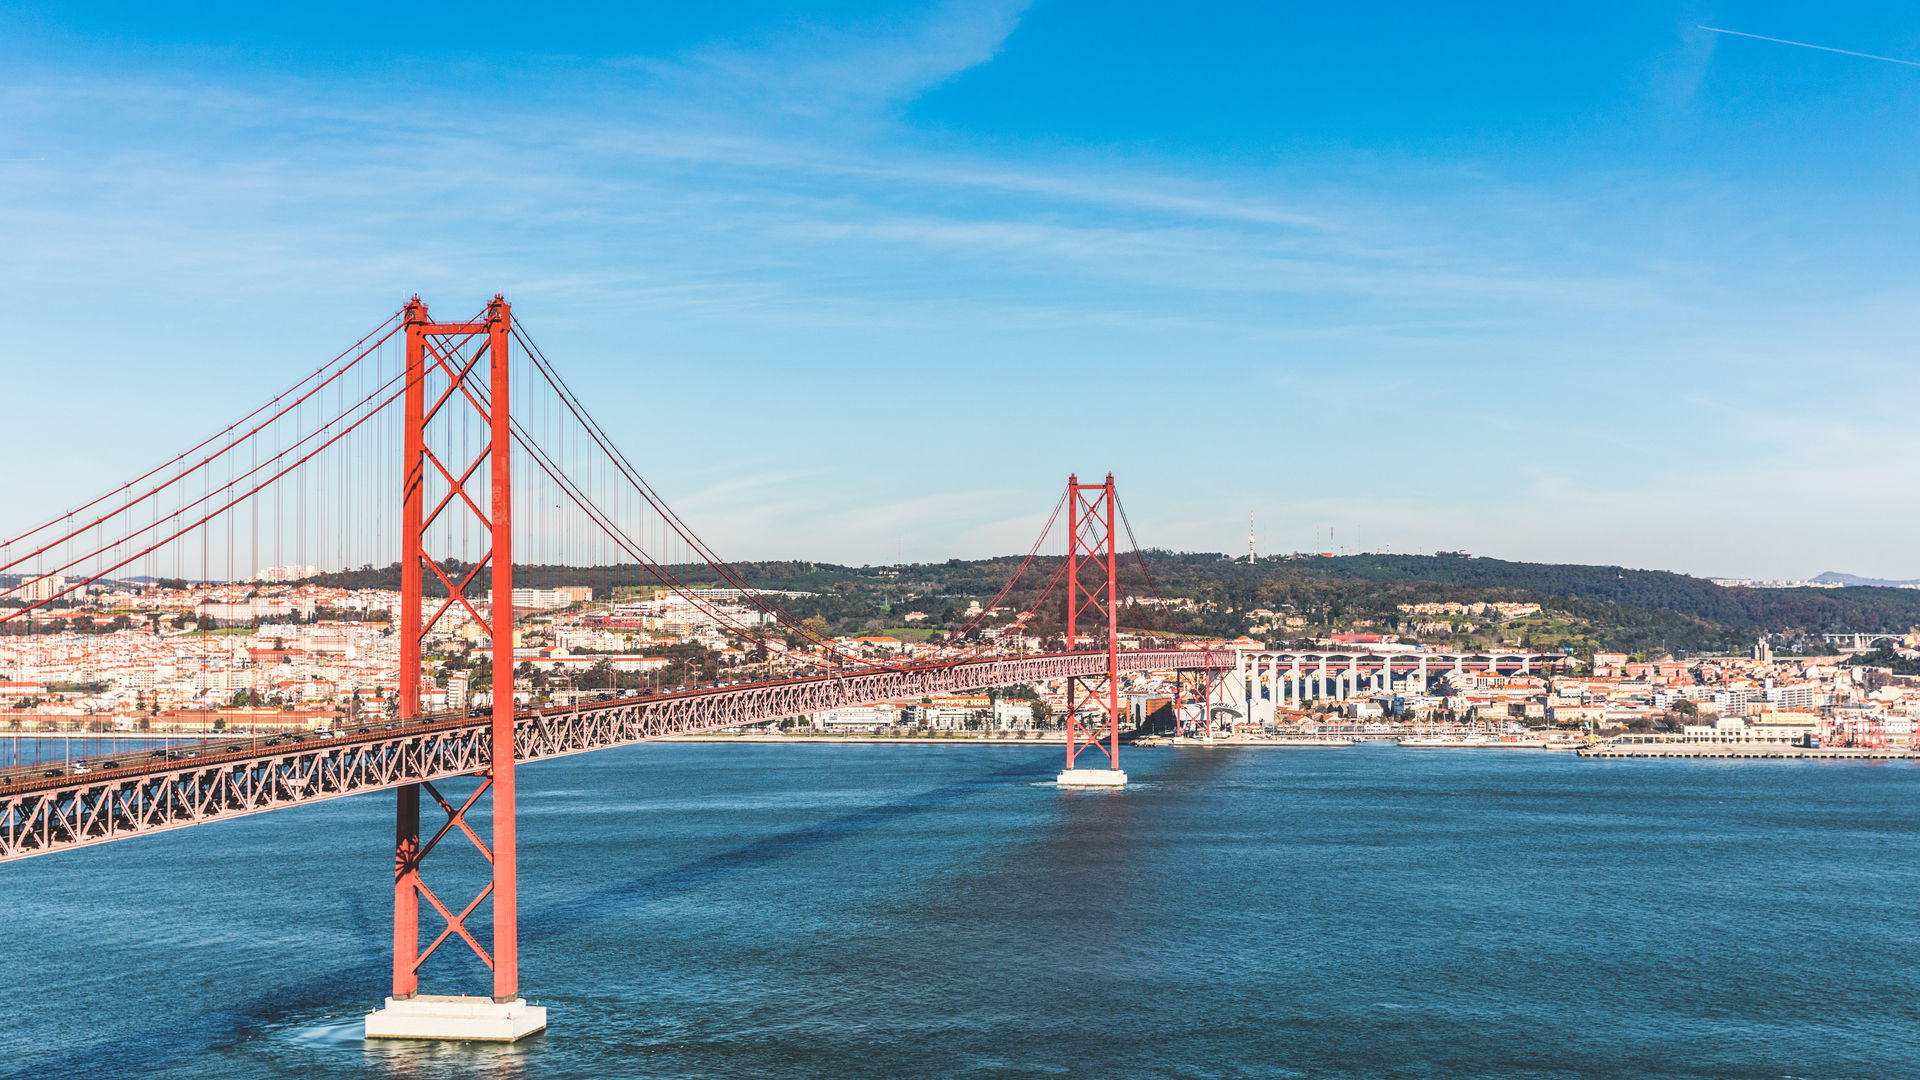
(7, 4, 1920, 578)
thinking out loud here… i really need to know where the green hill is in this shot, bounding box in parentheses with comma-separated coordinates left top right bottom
(143, 550, 1918, 659)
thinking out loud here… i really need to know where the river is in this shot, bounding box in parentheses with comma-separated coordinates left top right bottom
(5, 741, 1916, 1079)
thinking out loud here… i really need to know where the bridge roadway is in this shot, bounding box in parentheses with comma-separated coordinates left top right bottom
(0, 648, 1222, 863)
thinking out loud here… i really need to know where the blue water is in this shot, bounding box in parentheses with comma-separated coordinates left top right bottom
(0, 735, 210, 769)
(6, 742, 1919, 1079)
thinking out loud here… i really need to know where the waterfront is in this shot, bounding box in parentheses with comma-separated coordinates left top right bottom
(7, 742, 1920, 1079)
(0, 734, 211, 769)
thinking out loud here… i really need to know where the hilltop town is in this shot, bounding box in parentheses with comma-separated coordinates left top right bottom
(5, 556, 1920, 749)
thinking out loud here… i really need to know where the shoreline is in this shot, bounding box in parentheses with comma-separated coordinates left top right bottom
(666, 734, 1362, 748)
(10, 729, 1898, 759)
(1578, 745, 1913, 760)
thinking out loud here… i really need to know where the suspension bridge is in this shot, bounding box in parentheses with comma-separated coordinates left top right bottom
(0, 297, 1254, 1041)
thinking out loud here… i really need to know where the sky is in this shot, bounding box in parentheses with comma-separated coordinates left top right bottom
(4, 2, 1920, 579)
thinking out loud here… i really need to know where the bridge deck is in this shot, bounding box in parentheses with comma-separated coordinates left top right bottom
(0, 649, 1223, 862)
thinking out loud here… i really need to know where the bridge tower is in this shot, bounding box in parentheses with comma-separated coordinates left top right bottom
(365, 296, 547, 1041)
(1058, 473, 1127, 787)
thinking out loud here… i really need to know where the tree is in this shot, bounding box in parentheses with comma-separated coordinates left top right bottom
(1670, 699, 1698, 717)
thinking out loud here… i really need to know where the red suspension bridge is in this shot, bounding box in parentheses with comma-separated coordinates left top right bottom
(0, 297, 1233, 1041)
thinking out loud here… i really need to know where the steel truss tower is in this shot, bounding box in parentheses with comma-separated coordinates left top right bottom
(1059, 473, 1126, 786)
(368, 296, 543, 1040)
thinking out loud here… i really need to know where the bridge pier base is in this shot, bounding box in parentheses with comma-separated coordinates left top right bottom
(1057, 768, 1128, 788)
(365, 994, 547, 1042)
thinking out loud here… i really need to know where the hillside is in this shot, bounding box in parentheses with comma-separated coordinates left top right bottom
(49, 552, 1918, 659)
(727, 551, 1920, 657)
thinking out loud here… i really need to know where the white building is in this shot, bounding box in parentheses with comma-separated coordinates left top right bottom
(1763, 683, 1823, 710)
(992, 700, 1035, 726)
(812, 705, 897, 731)
(1674, 716, 1818, 744)
(13, 574, 66, 602)
(493, 587, 594, 611)
(198, 596, 318, 623)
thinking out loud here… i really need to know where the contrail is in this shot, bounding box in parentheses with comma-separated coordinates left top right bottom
(1699, 25, 1920, 68)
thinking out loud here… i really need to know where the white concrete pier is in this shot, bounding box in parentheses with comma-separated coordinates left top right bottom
(1056, 768, 1128, 787)
(364, 994, 547, 1042)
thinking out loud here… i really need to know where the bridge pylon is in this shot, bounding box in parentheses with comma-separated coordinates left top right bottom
(1058, 473, 1127, 788)
(364, 296, 546, 1042)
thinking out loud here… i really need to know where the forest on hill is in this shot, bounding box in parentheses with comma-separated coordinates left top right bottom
(82, 552, 1920, 659)
(713, 551, 1920, 657)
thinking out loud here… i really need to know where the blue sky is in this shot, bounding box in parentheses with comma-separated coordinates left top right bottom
(5, 2, 1920, 578)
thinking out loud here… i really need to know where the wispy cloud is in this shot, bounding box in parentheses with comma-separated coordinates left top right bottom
(0, 1, 1695, 329)
(614, 0, 1031, 126)
(7, 5, 1920, 573)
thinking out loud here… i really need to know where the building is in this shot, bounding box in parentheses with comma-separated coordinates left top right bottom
(1763, 683, 1823, 710)
(811, 705, 897, 731)
(1612, 715, 1820, 746)
(1396, 601, 1539, 618)
(523, 650, 668, 675)
(992, 699, 1035, 726)
(198, 596, 318, 623)
(12, 575, 66, 603)
(497, 587, 595, 610)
